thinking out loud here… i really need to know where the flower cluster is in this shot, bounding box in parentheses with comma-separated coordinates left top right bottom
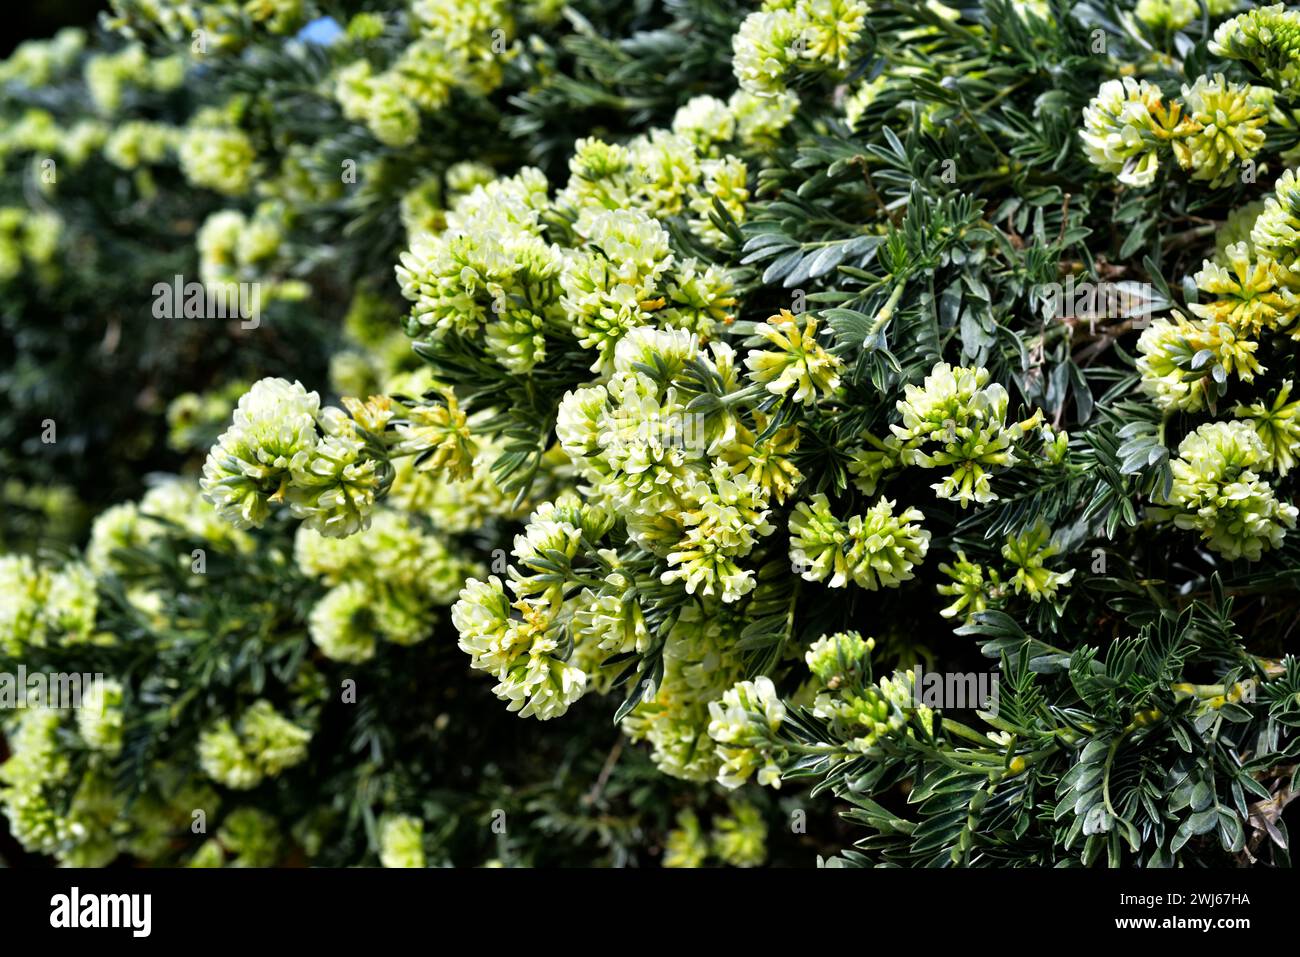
(0, 27, 85, 86)
(84, 43, 184, 114)
(732, 0, 869, 96)
(936, 551, 994, 621)
(663, 801, 769, 868)
(452, 574, 588, 721)
(77, 681, 126, 755)
(1000, 522, 1076, 603)
(708, 800, 769, 867)
(0, 554, 99, 655)
(1173, 75, 1268, 188)
(450, 493, 628, 721)
(196, 205, 309, 304)
(1136, 314, 1239, 412)
(193, 807, 283, 867)
(856, 361, 1041, 507)
(1079, 78, 1188, 188)
(177, 112, 258, 196)
(379, 815, 426, 868)
(0, 207, 61, 284)
(1234, 381, 1300, 476)
(1080, 73, 1266, 189)
(396, 166, 559, 368)
(788, 494, 931, 591)
(333, 0, 520, 146)
(334, 60, 421, 149)
(1250, 168, 1300, 268)
(1151, 421, 1298, 560)
(1188, 242, 1295, 340)
(0, 710, 121, 866)
(557, 328, 785, 603)
(707, 676, 787, 789)
(396, 119, 746, 377)
(663, 809, 710, 867)
(935, 520, 1075, 620)
(197, 700, 312, 790)
(105, 0, 295, 51)
(87, 479, 253, 578)
(615, 603, 750, 781)
(102, 120, 175, 170)
(0, 106, 105, 176)
(297, 508, 477, 661)
(744, 310, 842, 404)
(804, 631, 933, 754)
(200, 378, 391, 537)
(1210, 5, 1300, 94)
(1140, 168, 1300, 410)
(1134, 0, 1198, 31)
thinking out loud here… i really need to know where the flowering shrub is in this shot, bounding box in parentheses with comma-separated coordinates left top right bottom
(4, 0, 1300, 869)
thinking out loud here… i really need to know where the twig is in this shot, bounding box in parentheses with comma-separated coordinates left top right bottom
(583, 736, 625, 807)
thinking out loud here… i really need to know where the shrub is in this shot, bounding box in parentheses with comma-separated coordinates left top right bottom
(3, 0, 1300, 868)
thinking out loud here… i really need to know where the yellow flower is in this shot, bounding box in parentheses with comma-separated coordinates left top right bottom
(393, 392, 476, 480)
(1188, 242, 1299, 337)
(745, 310, 842, 404)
